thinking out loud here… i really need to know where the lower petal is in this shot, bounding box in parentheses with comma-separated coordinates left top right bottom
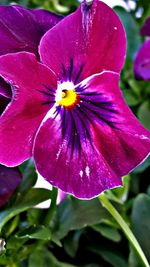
(33, 116, 122, 199)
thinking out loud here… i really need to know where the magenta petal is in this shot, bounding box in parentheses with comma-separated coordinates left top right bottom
(39, 0, 126, 82)
(141, 17, 150, 36)
(134, 40, 150, 80)
(34, 116, 121, 199)
(34, 71, 150, 199)
(0, 165, 21, 208)
(0, 52, 57, 166)
(0, 5, 63, 57)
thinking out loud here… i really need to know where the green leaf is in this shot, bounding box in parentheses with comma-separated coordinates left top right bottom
(16, 225, 51, 241)
(4, 215, 20, 237)
(114, 7, 141, 60)
(91, 224, 121, 242)
(6, 236, 28, 250)
(90, 247, 128, 267)
(122, 89, 140, 106)
(99, 250, 128, 267)
(0, 188, 51, 231)
(129, 249, 141, 267)
(19, 159, 37, 193)
(29, 247, 77, 267)
(138, 101, 150, 130)
(53, 197, 110, 240)
(27, 208, 44, 226)
(131, 194, 150, 262)
(63, 230, 83, 258)
(110, 175, 130, 204)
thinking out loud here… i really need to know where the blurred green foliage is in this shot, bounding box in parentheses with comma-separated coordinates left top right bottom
(0, 0, 150, 266)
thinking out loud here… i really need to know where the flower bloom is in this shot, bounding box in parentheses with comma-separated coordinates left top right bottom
(0, 0, 150, 199)
(0, 165, 21, 208)
(134, 17, 150, 80)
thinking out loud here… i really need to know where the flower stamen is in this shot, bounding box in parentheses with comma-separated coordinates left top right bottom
(56, 84, 79, 109)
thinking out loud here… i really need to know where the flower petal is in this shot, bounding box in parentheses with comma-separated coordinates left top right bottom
(0, 5, 63, 57)
(34, 71, 150, 199)
(34, 116, 121, 199)
(141, 17, 150, 36)
(0, 52, 57, 166)
(0, 165, 21, 208)
(134, 40, 150, 80)
(39, 0, 126, 83)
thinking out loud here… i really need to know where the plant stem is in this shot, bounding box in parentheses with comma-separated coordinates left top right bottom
(99, 193, 149, 267)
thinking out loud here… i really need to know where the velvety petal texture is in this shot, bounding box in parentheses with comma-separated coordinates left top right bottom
(0, 165, 21, 208)
(0, 52, 57, 166)
(34, 72, 150, 199)
(134, 40, 150, 80)
(39, 0, 126, 83)
(0, 5, 63, 57)
(141, 16, 150, 36)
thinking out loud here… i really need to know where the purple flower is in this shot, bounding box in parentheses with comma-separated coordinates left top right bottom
(134, 17, 150, 80)
(0, 165, 21, 208)
(0, 4, 63, 106)
(0, 0, 150, 199)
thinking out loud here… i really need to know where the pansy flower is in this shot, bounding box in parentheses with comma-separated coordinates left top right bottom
(0, 165, 21, 208)
(134, 17, 150, 80)
(0, 0, 150, 199)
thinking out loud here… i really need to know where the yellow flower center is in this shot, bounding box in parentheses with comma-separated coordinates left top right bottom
(56, 89, 79, 109)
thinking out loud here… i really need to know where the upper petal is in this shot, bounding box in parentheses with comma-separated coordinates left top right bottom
(0, 165, 21, 208)
(33, 71, 150, 199)
(0, 5, 63, 57)
(39, 0, 126, 83)
(0, 52, 57, 166)
(134, 40, 150, 80)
